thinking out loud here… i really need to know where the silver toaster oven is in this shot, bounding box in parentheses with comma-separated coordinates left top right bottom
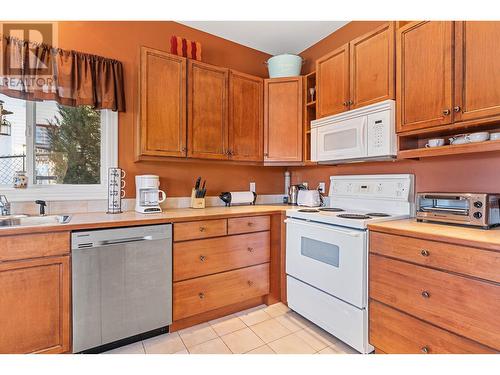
(416, 193, 500, 229)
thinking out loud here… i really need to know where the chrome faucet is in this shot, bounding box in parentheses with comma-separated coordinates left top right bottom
(0, 195, 11, 216)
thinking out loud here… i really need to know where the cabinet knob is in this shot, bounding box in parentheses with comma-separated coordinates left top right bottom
(247, 222, 254, 226)
(343, 101, 349, 106)
(348, 100, 353, 105)
(199, 255, 206, 262)
(199, 226, 206, 232)
(442, 109, 451, 116)
(247, 247, 254, 253)
(420, 249, 430, 257)
(247, 280, 254, 287)
(421, 291, 431, 298)
(453, 106, 461, 113)
(181, 146, 187, 152)
(198, 292, 205, 299)
(264, 152, 269, 157)
(421, 346, 429, 354)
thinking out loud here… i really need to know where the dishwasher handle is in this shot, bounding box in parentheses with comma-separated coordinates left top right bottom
(98, 235, 153, 246)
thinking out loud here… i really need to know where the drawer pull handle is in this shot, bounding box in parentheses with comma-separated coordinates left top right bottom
(199, 226, 206, 232)
(198, 292, 205, 299)
(420, 249, 430, 257)
(247, 280, 254, 287)
(247, 222, 254, 226)
(421, 346, 429, 354)
(247, 247, 254, 253)
(421, 291, 431, 298)
(199, 255, 206, 262)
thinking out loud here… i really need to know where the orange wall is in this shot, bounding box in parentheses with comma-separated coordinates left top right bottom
(57, 21, 285, 197)
(293, 21, 500, 194)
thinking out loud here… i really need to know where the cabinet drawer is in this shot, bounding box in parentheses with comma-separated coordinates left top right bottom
(174, 219, 227, 241)
(174, 232, 270, 281)
(227, 216, 270, 235)
(369, 300, 496, 354)
(370, 254, 500, 350)
(173, 263, 269, 320)
(370, 231, 500, 283)
(0, 232, 70, 262)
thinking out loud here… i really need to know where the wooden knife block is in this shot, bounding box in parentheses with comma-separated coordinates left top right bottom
(190, 189, 206, 209)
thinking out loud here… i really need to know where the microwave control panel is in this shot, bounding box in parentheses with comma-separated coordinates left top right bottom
(367, 109, 396, 157)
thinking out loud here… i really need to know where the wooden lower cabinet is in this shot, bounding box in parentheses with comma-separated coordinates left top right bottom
(0, 255, 71, 354)
(369, 230, 500, 353)
(370, 300, 495, 354)
(172, 215, 275, 327)
(173, 263, 269, 320)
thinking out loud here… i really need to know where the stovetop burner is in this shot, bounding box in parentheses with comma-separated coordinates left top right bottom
(298, 209, 320, 213)
(366, 212, 391, 217)
(318, 207, 345, 212)
(337, 213, 372, 220)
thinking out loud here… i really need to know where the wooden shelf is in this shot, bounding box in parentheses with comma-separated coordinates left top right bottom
(398, 139, 500, 159)
(306, 100, 316, 107)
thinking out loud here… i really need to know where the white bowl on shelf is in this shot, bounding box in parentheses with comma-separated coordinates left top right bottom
(468, 132, 490, 143)
(490, 132, 500, 141)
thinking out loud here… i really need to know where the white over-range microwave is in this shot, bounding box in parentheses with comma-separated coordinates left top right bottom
(310, 99, 396, 163)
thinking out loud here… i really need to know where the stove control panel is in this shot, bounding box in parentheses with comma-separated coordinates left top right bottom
(329, 175, 413, 201)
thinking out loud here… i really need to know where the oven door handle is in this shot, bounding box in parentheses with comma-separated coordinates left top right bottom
(284, 218, 363, 237)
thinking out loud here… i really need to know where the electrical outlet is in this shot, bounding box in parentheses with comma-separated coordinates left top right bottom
(249, 182, 256, 192)
(318, 182, 326, 193)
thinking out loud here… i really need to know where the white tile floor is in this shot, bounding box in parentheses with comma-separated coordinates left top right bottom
(104, 303, 359, 354)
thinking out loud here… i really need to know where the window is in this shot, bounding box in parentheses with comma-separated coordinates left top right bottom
(0, 94, 117, 201)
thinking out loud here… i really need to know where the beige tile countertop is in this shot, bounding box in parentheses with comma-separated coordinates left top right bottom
(0, 205, 289, 237)
(368, 219, 500, 251)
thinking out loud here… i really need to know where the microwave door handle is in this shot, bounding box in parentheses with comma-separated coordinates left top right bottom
(361, 117, 367, 153)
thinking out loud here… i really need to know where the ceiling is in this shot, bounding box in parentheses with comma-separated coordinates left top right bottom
(178, 21, 349, 55)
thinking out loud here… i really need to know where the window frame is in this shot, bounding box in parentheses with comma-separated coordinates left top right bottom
(0, 102, 117, 202)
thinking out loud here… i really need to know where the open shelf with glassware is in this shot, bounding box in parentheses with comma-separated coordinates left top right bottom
(303, 71, 317, 164)
(398, 121, 500, 159)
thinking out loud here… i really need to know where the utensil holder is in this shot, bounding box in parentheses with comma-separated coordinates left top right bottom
(190, 189, 205, 209)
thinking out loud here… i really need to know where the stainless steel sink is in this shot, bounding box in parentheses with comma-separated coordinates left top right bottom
(0, 214, 72, 227)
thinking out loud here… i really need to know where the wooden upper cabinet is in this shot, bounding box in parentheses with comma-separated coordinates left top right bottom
(454, 21, 500, 123)
(188, 60, 229, 160)
(396, 21, 454, 133)
(228, 71, 263, 161)
(316, 43, 350, 118)
(350, 22, 395, 109)
(137, 47, 187, 158)
(0, 256, 71, 354)
(264, 77, 303, 163)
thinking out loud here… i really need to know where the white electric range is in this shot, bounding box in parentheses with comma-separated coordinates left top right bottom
(285, 174, 414, 354)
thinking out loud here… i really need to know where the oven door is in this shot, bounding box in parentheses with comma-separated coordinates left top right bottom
(315, 116, 367, 161)
(285, 218, 367, 308)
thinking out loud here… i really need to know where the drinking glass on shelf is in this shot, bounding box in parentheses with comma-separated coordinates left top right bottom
(309, 87, 316, 102)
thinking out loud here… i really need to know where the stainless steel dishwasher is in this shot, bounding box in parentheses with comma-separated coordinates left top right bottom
(71, 224, 172, 353)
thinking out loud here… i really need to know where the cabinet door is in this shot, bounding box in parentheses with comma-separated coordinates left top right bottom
(138, 47, 186, 157)
(350, 22, 395, 109)
(396, 21, 454, 133)
(228, 70, 263, 161)
(316, 43, 350, 118)
(454, 21, 500, 122)
(264, 77, 303, 163)
(0, 256, 70, 354)
(188, 61, 229, 160)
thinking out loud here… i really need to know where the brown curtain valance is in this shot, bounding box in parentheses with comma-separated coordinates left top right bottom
(0, 35, 125, 112)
